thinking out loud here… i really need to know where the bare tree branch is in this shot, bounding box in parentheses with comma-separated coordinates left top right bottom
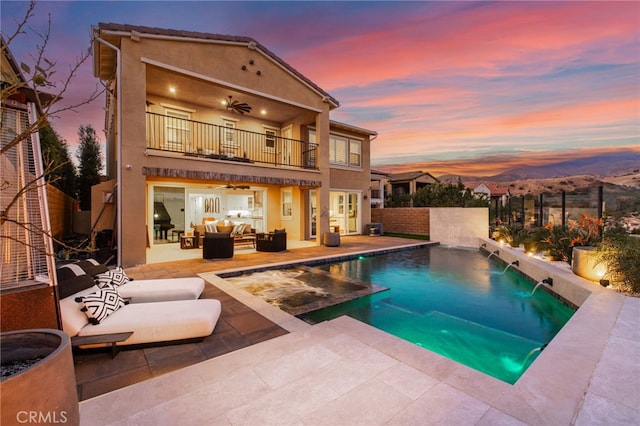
(1, 1, 105, 155)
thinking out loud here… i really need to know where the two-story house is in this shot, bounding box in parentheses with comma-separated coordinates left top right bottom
(387, 171, 439, 198)
(91, 24, 376, 266)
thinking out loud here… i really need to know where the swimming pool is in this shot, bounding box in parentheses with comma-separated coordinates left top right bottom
(295, 245, 576, 384)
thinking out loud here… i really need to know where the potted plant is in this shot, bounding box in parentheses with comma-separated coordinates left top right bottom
(1, 329, 79, 425)
(538, 214, 604, 265)
(569, 214, 604, 279)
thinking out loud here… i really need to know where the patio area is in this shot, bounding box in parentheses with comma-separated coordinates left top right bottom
(77, 236, 639, 425)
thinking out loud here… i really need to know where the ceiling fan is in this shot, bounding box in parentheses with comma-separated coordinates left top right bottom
(215, 184, 251, 190)
(224, 96, 252, 115)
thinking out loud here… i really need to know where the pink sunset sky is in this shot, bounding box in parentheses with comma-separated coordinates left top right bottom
(2, 1, 638, 176)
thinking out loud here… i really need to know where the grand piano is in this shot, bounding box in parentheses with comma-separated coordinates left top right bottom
(154, 201, 175, 240)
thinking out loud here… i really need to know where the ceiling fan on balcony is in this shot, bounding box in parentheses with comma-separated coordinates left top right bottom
(224, 96, 252, 115)
(214, 183, 251, 191)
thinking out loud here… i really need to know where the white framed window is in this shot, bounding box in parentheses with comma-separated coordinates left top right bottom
(165, 109, 190, 151)
(265, 129, 277, 150)
(330, 135, 348, 165)
(349, 140, 361, 167)
(281, 188, 292, 219)
(222, 119, 237, 147)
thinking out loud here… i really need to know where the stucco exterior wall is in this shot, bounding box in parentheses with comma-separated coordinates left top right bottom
(429, 207, 489, 248)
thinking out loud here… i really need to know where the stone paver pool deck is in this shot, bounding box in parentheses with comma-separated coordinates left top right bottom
(79, 237, 639, 425)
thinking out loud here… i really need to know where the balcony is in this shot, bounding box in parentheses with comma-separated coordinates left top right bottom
(146, 112, 318, 170)
(370, 189, 382, 199)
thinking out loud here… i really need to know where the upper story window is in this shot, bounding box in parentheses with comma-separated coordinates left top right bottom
(309, 130, 362, 168)
(331, 135, 361, 168)
(349, 140, 361, 167)
(165, 109, 190, 151)
(263, 126, 278, 151)
(222, 119, 237, 147)
(330, 135, 348, 165)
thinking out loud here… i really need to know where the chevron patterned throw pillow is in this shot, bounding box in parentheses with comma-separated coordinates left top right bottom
(76, 284, 126, 324)
(95, 267, 130, 288)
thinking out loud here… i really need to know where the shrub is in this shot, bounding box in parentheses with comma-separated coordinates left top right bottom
(538, 214, 604, 263)
(595, 233, 640, 294)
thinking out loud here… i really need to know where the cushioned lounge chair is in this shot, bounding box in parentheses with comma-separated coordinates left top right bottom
(57, 260, 205, 303)
(60, 286, 221, 347)
(56, 260, 220, 348)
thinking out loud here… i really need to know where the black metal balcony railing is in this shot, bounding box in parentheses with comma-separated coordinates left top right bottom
(146, 112, 318, 170)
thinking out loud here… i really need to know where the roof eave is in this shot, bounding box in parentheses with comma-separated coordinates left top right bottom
(92, 23, 340, 106)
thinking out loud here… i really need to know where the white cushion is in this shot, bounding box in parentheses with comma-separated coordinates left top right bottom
(117, 277, 205, 303)
(232, 223, 246, 236)
(76, 299, 222, 345)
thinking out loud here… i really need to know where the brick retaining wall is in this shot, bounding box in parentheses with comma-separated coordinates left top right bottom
(371, 208, 430, 236)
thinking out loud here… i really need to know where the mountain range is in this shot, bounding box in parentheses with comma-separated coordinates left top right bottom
(439, 149, 640, 183)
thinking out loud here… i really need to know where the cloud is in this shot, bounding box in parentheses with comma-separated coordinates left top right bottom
(375, 146, 640, 177)
(2, 1, 638, 177)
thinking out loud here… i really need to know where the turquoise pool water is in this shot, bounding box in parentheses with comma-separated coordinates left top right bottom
(298, 245, 575, 384)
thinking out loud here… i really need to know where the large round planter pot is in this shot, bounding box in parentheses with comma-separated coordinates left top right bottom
(571, 246, 607, 282)
(323, 232, 341, 247)
(1, 329, 79, 426)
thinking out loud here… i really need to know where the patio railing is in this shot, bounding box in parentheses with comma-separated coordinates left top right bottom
(146, 112, 318, 170)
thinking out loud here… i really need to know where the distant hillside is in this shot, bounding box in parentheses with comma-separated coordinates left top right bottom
(491, 150, 640, 181)
(439, 149, 640, 183)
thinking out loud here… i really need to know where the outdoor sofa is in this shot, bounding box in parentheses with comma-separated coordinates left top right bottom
(57, 260, 221, 348)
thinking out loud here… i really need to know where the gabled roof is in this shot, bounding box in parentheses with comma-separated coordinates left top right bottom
(388, 170, 439, 183)
(370, 169, 390, 177)
(474, 182, 510, 197)
(92, 23, 339, 107)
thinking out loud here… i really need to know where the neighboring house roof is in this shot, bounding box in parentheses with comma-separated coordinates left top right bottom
(1, 37, 56, 107)
(388, 171, 439, 184)
(474, 183, 510, 197)
(1, 37, 26, 84)
(370, 169, 390, 178)
(92, 23, 339, 107)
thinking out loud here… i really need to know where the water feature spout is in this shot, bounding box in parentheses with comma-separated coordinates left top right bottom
(522, 343, 549, 366)
(531, 282, 544, 295)
(500, 260, 520, 274)
(531, 278, 552, 294)
(487, 250, 499, 260)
